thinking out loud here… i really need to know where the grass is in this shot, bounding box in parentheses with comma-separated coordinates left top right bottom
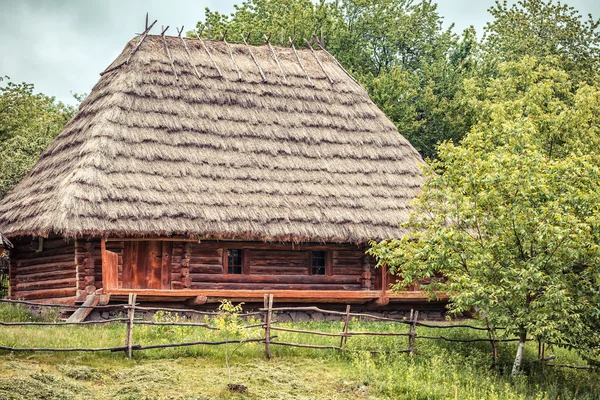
(0, 303, 599, 399)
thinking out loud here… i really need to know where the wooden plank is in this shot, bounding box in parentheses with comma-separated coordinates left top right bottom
(123, 241, 136, 289)
(102, 238, 119, 291)
(105, 288, 383, 299)
(66, 294, 99, 323)
(161, 241, 173, 289)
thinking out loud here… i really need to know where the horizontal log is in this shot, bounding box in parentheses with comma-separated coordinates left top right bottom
(250, 267, 308, 275)
(167, 241, 363, 251)
(17, 262, 76, 275)
(333, 251, 365, 258)
(331, 258, 363, 267)
(332, 268, 364, 275)
(17, 287, 78, 300)
(16, 270, 75, 284)
(190, 247, 222, 257)
(17, 246, 75, 260)
(190, 282, 362, 290)
(17, 254, 75, 268)
(249, 250, 308, 258)
(189, 256, 222, 264)
(189, 265, 223, 274)
(190, 274, 361, 284)
(15, 238, 72, 252)
(249, 260, 308, 267)
(104, 288, 383, 300)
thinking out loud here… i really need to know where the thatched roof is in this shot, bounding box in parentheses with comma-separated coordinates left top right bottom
(0, 33, 423, 243)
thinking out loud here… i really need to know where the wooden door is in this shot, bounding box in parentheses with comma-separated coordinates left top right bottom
(123, 241, 172, 289)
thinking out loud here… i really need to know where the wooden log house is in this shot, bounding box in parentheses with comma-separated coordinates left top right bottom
(0, 28, 433, 307)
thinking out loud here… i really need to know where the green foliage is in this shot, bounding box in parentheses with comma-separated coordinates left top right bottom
(149, 310, 194, 341)
(483, 0, 600, 84)
(369, 57, 600, 372)
(214, 300, 257, 384)
(0, 317, 599, 398)
(0, 76, 79, 199)
(0, 302, 59, 323)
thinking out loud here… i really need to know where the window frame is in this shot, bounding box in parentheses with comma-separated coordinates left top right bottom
(308, 250, 331, 276)
(223, 248, 248, 275)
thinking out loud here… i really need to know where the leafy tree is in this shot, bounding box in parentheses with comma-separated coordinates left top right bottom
(195, 0, 337, 47)
(213, 300, 258, 386)
(0, 77, 78, 199)
(368, 58, 600, 375)
(483, 0, 600, 84)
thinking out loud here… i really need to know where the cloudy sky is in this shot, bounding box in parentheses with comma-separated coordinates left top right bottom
(2, 0, 599, 105)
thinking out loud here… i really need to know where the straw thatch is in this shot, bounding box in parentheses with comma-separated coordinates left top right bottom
(0, 34, 423, 243)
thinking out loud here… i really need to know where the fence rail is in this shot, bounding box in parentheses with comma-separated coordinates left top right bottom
(0, 295, 597, 371)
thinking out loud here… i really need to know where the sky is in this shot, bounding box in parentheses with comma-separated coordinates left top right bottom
(1, 0, 600, 105)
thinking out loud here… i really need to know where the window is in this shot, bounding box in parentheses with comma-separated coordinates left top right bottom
(227, 249, 243, 274)
(311, 251, 327, 275)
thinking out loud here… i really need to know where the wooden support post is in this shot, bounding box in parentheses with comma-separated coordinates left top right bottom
(408, 310, 419, 356)
(340, 305, 351, 348)
(125, 293, 137, 358)
(265, 294, 273, 359)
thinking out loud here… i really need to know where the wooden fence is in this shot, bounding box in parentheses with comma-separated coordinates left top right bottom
(0, 258, 8, 299)
(0, 295, 597, 371)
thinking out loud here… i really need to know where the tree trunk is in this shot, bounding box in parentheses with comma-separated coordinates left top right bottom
(511, 329, 527, 376)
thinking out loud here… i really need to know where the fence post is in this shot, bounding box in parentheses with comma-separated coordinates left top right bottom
(408, 310, 419, 356)
(264, 294, 273, 359)
(340, 305, 351, 349)
(125, 293, 137, 358)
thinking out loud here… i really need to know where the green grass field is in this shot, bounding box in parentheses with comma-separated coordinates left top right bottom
(0, 303, 599, 400)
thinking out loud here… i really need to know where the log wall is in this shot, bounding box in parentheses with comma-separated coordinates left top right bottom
(102, 240, 375, 292)
(11, 236, 77, 303)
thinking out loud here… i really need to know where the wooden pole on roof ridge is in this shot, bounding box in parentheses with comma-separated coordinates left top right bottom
(304, 38, 334, 84)
(178, 26, 203, 80)
(242, 33, 267, 82)
(223, 35, 243, 81)
(195, 28, 223, 78)
(161, 26, 179, 81)
(99, 18, 156, 76)
(264, 34, 288, 85)
(312, 35, 363, 88)
(289, 37, 314, 87)
(145, 13, 149, 30)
